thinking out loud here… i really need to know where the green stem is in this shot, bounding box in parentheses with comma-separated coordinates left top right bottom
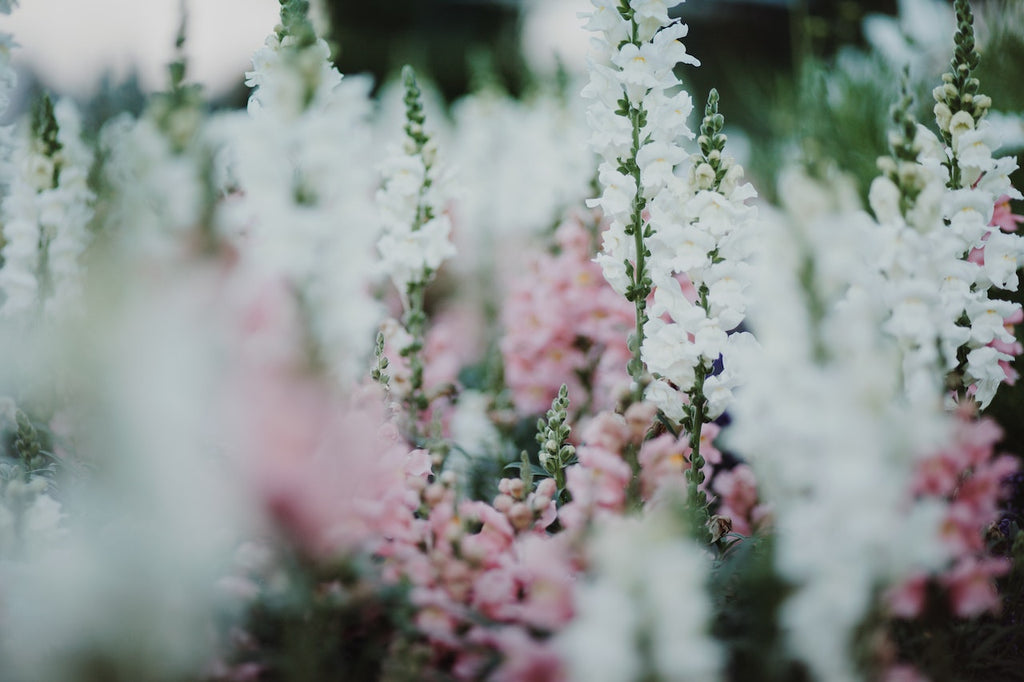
(627, 102, 650, 403)
(403, 280, 429, 442)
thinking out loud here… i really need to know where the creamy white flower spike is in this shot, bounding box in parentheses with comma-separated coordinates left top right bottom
(582, 0, 701, 398)
(218, 1, 381, 385)
(867, 2, 1024, 408)
(558, 511, 722, 682)
(0, 97, 94, 320)
(727, 209, 950, 682)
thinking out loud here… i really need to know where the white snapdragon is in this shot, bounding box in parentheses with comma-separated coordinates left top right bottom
(376, 69, 456, 297)
(101, 80, 207, 258)
(868, 4, 1024, 408)
(641, 91, 757, 424)
(582, 0, 700, 397)
(0, 98, 94, 320)
(449, 84, 592, 261)
(558, 512, 721, 682)
(726, 211, 950, 682)
(375, 66, 456, 435)
(0, 271, 254, 682)
(217, 4, 382, 385)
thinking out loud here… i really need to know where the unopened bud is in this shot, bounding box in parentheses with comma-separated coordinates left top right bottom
(507, 478, 525, 499)
(508, 502, 533, 531)
(493, 493, 514, 513)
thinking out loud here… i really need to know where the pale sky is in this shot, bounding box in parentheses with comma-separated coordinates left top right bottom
(3, 0, 280, 97)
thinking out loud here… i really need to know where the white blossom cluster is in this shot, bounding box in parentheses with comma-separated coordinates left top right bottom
(558, 512, 721, 682)
(726, 209, 951, 682)
(868, 65, 1024, 407)
(449, 84, 593, 256)
(641, 93, 758, 423)
(0, 99, 94, 319)
(376, 67, 456, 299)
(100, 100, 207, 258)
(0, 1, 15, 121)
(581, 0, 700, 298)
(217, 8, 382, 385)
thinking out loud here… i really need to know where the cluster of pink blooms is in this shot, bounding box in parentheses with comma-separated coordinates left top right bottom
(500, 211, 634, 417)
(380, 304, 484, 435)
(888, 411, 1019, 619)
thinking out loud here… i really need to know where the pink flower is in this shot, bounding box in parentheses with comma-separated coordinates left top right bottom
(881, 664, 931, 682)
(509, 534, 576, 631)
(580, 411, 630, 452)
(485, 627, 566, 682)
(885, 573, 929, 619)
(712, 464, 761, 536)
(991, 194, 1024, 233)
(943, 556, 1011, 618)
(568, 445, 632, 511)
(500, 211, 633, 417)
(638, 426, 719, 501)
(460, 501, 516, 566)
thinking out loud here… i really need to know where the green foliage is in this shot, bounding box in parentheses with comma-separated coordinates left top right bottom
(711, 534, 811, 682)
(225, 553, 413, 682)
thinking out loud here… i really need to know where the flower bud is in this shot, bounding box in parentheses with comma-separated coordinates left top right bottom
(508, 502, 533, 531)
(507, 478, 525, 499)
(493, 493, 514, 513)
(934, 102, 953, 132)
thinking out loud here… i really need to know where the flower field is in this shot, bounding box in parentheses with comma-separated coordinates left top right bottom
(1, 1, 1024, 680)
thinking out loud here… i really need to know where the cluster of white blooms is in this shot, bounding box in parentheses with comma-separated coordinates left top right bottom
(100, 82, 208, 257)
(0, 2, 15, 120)
(449, 83, 593, 256)
(217, 1, 381, 385)
(726, 209, 951, 682)
(641, 91, 758, 423)
(583, 0, 700, 302)
(0, 403, 65, 557)
(0, 98, 94, 319)
(558, 512, 721, 682)
(0, 472, 64, 556)
(376, 65, 456, 299)
(0, 274, 254, 682)
(868, 1, 1024, 407)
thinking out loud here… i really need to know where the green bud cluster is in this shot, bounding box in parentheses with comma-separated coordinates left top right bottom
(694, 89, 729, 192)
(277, 0, 317, 50)
(371, 331, 391, 387)
(402, 66, 436, 228)
(932, 0, 991, 150)
(876, 75, 928, 215)
(29, 94, 62, 188)
(13, 410, 47, 475)
(536, 384, 575, 495)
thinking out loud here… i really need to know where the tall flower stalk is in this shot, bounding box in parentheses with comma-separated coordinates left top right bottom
(582, 0, 700, 402)
(0, 94, 94, 320)
(218, 0, 382, 384)
(377, 66, 456, 441)
(641, 89, 757, 535)
(868, 0, 1024, 408)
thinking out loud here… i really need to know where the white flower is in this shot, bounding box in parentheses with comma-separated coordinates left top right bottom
(869, 175, 903, 223)
(979, 229, 1024, 289)
(588, 163, 637, 222)
(559, 513, 722, 682)
(966, 345, 1013, 407)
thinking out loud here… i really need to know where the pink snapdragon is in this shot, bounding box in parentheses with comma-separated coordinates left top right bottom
(638, 424, 720, 503)
(889, 413, 1018, 618)
(501, 212, 633, 416)
(711, 464, 767, 537)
